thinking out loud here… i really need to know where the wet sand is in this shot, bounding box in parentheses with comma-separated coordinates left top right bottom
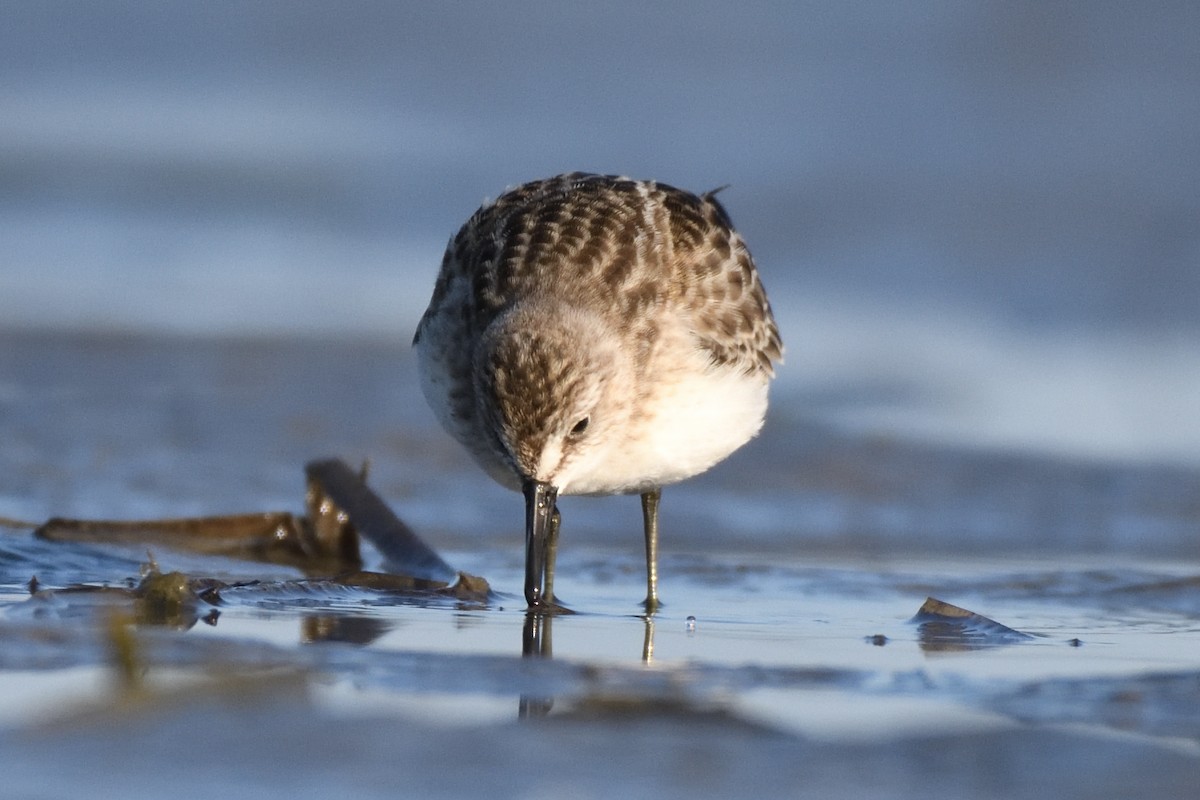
(1, 332, 1198, 798)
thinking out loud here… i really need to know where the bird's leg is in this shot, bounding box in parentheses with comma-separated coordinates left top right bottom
(543, 504, 561, 605)
(640, 488, 661, 612)
(523, 480, 557, 607)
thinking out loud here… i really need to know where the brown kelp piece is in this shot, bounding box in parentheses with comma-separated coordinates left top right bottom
(305, 458, 455, 583)
(330, 569, 490, 601)
(19, 567, 222, 631)
(910, 596, 1035, 652)
(31, 457, 482, 596)
(34, 513, 340, 571)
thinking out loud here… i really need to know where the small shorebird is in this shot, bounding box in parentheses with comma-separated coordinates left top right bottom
(414, 173, 782, 610)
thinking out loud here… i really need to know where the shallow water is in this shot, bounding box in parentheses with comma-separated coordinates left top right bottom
(2, 333, 1199, 799)
(4, 5, 1200, 795)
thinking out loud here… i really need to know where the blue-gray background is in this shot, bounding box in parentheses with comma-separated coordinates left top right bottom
(3, 1, 1198, 464)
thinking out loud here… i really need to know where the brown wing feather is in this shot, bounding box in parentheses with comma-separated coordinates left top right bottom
(656, 183, 783, 377)
(415, 174, 783, 378)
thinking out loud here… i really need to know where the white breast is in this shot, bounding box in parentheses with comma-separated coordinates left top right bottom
(560, 346, 771, 496)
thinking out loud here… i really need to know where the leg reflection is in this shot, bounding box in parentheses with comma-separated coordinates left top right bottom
(641, 614, 655, 663)
(519, 611, 554, 718)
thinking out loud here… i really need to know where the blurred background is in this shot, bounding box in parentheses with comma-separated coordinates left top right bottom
(4, 8, 1200, 791)
(2, 1, 1198, 465)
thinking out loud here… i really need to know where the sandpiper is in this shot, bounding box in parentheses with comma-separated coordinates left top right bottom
(414, 173, 782, 610)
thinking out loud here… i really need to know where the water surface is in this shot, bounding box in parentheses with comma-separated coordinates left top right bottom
(2, 333, 1198, 799)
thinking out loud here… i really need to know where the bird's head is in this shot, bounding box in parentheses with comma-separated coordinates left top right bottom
(474, 301, 629, 492)
(474, 301, 633, 607)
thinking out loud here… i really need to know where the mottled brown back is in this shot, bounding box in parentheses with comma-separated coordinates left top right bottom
(416, 173, 782, 376)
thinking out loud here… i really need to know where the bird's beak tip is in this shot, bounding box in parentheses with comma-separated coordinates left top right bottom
(523, 480, 558, 607)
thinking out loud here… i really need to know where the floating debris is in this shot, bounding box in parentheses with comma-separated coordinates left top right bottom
(36, 512, 328, 572)
(304, 459, 454, 582)
(29, 457, 488, 601)
(135, 570, 201, 625)
(910, 597, 1035, 651)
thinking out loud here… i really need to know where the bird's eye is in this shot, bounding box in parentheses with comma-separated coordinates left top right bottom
(569, 417, 590, 436)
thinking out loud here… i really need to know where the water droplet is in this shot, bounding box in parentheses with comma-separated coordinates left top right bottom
(685, 615, 697, 633)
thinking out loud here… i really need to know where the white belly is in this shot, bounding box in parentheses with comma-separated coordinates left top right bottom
(562, 360, 771, 496)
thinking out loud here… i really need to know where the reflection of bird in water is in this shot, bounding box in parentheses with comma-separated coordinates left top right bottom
(519, 612, 554, 719)
(301, 614, 391, 646)
(416, 173, 782, 610)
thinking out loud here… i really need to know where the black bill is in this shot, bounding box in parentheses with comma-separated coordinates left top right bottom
(523, 479, 558, 607)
